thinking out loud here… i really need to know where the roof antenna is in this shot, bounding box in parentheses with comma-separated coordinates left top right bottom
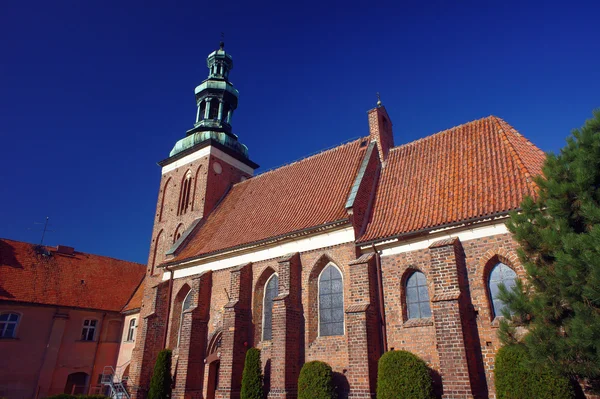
(220, 32, 225, 49)
(29, 217, 53, 245)
(376, 92, 382, 107)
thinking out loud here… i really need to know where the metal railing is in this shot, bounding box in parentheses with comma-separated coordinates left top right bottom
(101, 366, 130, 399)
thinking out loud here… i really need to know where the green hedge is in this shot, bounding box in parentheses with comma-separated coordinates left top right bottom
(298, 361, 337, 399)
(376, 350, 434, 399)
(148, 349, 173, 399)
(241, 348, 263, 399)
(495, 344, 575, 399)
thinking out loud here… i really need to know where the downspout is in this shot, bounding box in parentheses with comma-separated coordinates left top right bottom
(163, 266, 175, 349)
(90, 312, 107, 394)
(372, 244, 388, 353)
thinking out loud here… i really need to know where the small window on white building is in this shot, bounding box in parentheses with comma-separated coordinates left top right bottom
(0, 312, 20, 338)
(81, 319, 97, 341)
(127, 318, 137, 342)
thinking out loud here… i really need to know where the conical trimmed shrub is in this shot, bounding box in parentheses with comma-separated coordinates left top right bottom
(241, 348, 263, 399)
(148, 349, 172, 399)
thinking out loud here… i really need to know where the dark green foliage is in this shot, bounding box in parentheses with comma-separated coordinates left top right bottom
(376, 350, 433, 399)
(500, 110, 600, 380)
(241, 348, 263, 399)
(148, 349, 172, 399)
(495, 344, 575, 399)
(298, 361, 337, 399)
(44, 395, 108, 399)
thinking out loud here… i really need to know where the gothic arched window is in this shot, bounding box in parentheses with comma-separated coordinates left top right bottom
(262, 274, 278, 341)
(177, 290, 193, 346)
(405, 271, 431, 319)
(488, 262, 517, 317)
(177, 171, 192, 216)
(319, 264, 344, 336)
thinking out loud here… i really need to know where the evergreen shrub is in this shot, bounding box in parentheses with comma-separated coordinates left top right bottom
(495, 344, 575, 399)
(241, 347, 263, 399)
(148, 349, 172, 399)
(298, 361, 336, 399)
(376, 350, 433, 399)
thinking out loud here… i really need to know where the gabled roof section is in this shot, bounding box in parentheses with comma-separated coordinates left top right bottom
(122, 277, 145, 313)
(0, 239, 145, 312)
(174, 138, 369, 260)
(359, 116, 546, 243)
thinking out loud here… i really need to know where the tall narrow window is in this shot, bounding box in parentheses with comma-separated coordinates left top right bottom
(178, 291, 193, 346)
(405, 271, 431, 319)
(0, 312, 20, 338)
(489, 262, 517, 317)
(81, 319, 97, 341)
(319, 264, 344, 336)
(177, 172, 192, 216)
(262, 274, 278, 341)
(127, 318, 137, 342)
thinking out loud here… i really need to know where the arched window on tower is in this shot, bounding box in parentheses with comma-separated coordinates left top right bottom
(319, 264, 344, 336)
(209, 101, 219, 120)
(177, 171, 192, 216)
(405, 271, 431, 319)
(488, 262, 517, 318)
(262, 274, 278, 341)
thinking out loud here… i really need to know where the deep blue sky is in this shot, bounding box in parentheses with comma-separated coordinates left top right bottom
(1, 1, 598, 264)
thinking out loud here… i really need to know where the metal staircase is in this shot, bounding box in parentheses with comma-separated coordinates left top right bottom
(101, 366, 130, 399)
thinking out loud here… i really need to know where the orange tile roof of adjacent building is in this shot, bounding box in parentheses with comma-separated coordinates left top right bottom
(121, 278, 144, 313)
(359, 116, 545, 243)
(0, 239, 145, 312)
(175, 138, 368, 260)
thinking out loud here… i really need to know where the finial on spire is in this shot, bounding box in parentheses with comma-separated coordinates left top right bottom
(376, 92, 382, 107)
(220, 32, 225, 49)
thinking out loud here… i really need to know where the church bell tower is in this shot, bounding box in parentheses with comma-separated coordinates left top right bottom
(147, 42, 259, 275)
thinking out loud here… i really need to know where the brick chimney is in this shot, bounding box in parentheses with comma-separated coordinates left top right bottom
(367, 100, 394, 161)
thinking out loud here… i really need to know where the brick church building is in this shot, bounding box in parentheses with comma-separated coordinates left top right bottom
(127, 43, 545, 399)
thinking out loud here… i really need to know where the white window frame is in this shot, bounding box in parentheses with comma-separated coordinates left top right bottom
(261, 273, 279, 342)
(126, 318, 137, 342)
(81, 319, 98, 341)
(317, 263, 345, 337)
(0, 312, 21, 338)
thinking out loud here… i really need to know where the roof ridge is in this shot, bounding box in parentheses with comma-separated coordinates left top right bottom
(233, 136, 367, 186)
(490, 116, 542, 191)
(390, 115, 496, 152)
(0, 238, 145, 266)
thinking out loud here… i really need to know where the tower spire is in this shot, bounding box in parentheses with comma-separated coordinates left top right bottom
(168, 43, 250, 161)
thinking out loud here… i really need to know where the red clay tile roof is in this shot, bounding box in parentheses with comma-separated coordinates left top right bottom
(122, 278, 144, 313)
(0, 239, 145, 312)
(175, 138, 368, 260)
(359, 116, 545, 243)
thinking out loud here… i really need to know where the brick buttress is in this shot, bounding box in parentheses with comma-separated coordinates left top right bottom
(268, 253, 303, 399)
(216, 263, 253, 399)
(129, 281, 171, 399)
(429, 238, 476, 399)
(346, 253, 382, 399)
(173, 271, 213, 399)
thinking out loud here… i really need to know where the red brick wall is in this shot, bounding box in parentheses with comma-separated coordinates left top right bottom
(135, 221, 551, 399)
(380, 231, 525, 398)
